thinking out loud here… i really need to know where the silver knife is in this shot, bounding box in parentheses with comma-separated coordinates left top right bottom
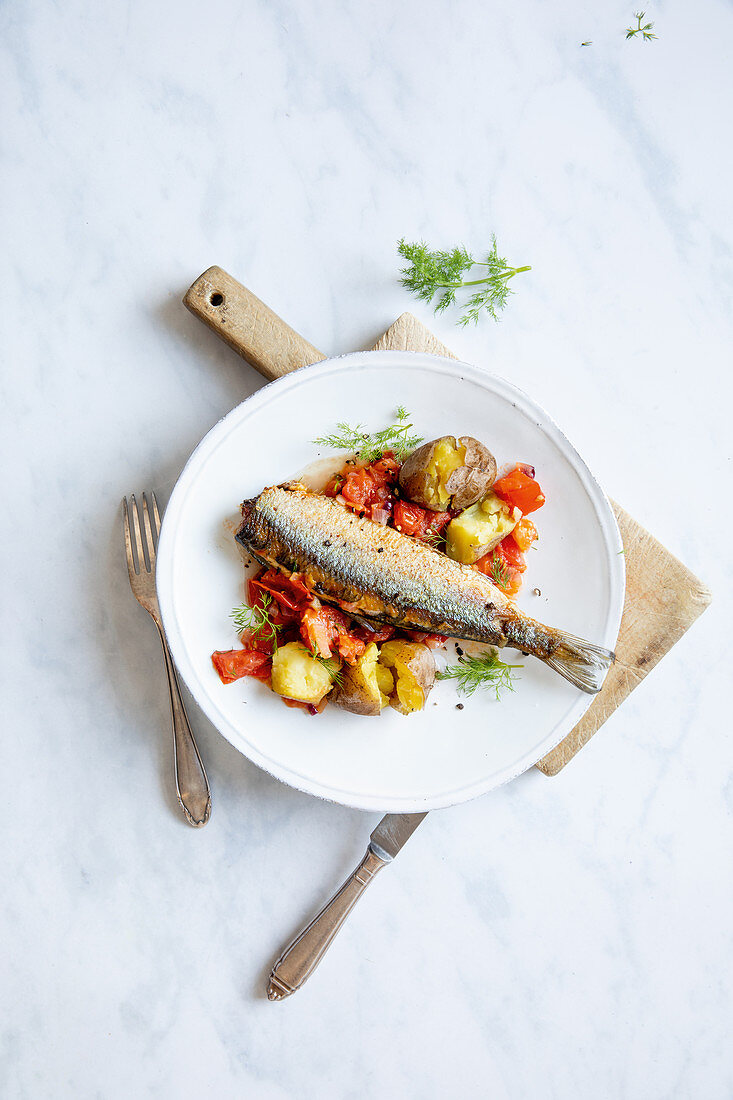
(267, 812, 427, 1000)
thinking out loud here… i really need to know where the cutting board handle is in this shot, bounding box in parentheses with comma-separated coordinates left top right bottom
(183, 266, 325, 382)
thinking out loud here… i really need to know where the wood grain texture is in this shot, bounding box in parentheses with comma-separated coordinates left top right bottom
(371, 312, 712, 775)
(371, 313, 459, 360)
(183, 266, 324, 381)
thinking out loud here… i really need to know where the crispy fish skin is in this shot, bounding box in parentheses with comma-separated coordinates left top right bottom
(235, 485, 614, 693)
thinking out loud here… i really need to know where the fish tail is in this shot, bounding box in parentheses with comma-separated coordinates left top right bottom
(541, 631, 615, 694)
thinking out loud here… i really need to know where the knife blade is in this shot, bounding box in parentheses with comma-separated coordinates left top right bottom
(368, 811, 428, 861)
(267, 812, 428, 1000)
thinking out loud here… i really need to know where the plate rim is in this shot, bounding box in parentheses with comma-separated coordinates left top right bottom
(156, 350, 625, 810)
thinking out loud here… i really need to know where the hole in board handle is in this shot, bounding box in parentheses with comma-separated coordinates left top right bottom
(210, 292, 224, 307)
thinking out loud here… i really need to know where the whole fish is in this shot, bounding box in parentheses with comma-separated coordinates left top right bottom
(236, 484, 614, 694)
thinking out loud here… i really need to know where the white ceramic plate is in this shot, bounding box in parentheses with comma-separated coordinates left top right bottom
(156, 352, 624, 811)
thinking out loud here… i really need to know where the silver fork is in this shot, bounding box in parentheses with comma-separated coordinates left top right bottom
(123, 492, 212, 827)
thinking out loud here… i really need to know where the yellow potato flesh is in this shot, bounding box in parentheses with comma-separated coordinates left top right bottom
(271, 642, 333, 705)
(359, 643, 392, 710)
(445, 494, 520, 564)
(375, 662, 394, 702)
(426, 439, 466, 508)
(378, 641, 426, 714)
(394, 672, 424, 713)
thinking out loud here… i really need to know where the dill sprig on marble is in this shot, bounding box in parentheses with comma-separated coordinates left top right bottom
(626, 11, 657, 40)
(397, 236, 531, 326)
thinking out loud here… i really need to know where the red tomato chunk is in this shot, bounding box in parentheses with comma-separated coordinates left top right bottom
(212, 649, 271, 685)
(493, 466, 545, 515)
(393, 500, 451, 540)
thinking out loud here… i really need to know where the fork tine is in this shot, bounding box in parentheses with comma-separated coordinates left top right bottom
(142, 493, 156, 562)
(129, 494, 150, 573)
(150, 490, 162, 539)
(122, 497, 139, 577)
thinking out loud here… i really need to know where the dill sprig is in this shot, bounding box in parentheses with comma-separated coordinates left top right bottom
(230, 592, 278, 646)
(423, 528, 446, 549)
(397, 236, 531, 326)
(312, 653, 343, 686)
(626, 11, 657, 40)
(312, 407, 423, 464)
(490, 554, 512, 590)
(437, 649, 522, 701)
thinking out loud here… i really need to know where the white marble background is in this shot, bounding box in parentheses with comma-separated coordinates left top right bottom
(2, 0, 732, 1096)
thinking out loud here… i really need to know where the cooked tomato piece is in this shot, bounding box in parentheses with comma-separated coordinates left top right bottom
(335, 633, 366, 664)
(211, 649, 271, 684)
(237, 628, 277, 655)
(323, 472, 345, 497)
(340, 467, 376, 511)
(393, 500, 428, 537)
(493, 466, 545, 515)
(299, 604, 357, 659)
(495, 536, 526, 573)
(475, 550, 523, 596)
(251, 569, 311, 617)
(247, 572, 269, 609)
(299, 608, 334, 658)
(338, 453, 401, 515)
(512, 516, 538, 552)
(393, 500, 451, 539)
(368, 452, 401, 487)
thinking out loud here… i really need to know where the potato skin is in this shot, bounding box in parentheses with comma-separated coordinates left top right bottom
(378, 640, 436, 715)
(450, 436, 498, 512)
(333, 643, 390, 716)
(398, 436, 497, 513)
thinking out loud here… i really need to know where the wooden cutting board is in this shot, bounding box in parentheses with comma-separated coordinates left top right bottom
(184, 267, 712, 775)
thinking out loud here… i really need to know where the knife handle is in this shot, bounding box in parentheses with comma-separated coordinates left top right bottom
(267, 846, 388, 1000)
(183, 266, 325, 382)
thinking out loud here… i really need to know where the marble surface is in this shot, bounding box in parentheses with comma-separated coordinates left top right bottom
(2, 0, 732, 1096)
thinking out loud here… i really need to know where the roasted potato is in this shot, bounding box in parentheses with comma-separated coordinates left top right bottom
(378, 640, 436, 715)
(399, 436, 497, 512)
(444, 492, 521, 564)
(334, 642, 394, 716)
(270, 641, 336, 705)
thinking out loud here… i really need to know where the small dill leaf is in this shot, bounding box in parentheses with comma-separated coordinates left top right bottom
(310, 652, 343, 686)
(230, 592, 278, 644)
(490, 554, 512, 590)
(312, 408, 423, 463)
(437, 649, 522, 701)
(626, 10, 657, 39)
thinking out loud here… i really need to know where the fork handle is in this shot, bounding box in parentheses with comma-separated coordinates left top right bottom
(156, 624, 212, 827)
